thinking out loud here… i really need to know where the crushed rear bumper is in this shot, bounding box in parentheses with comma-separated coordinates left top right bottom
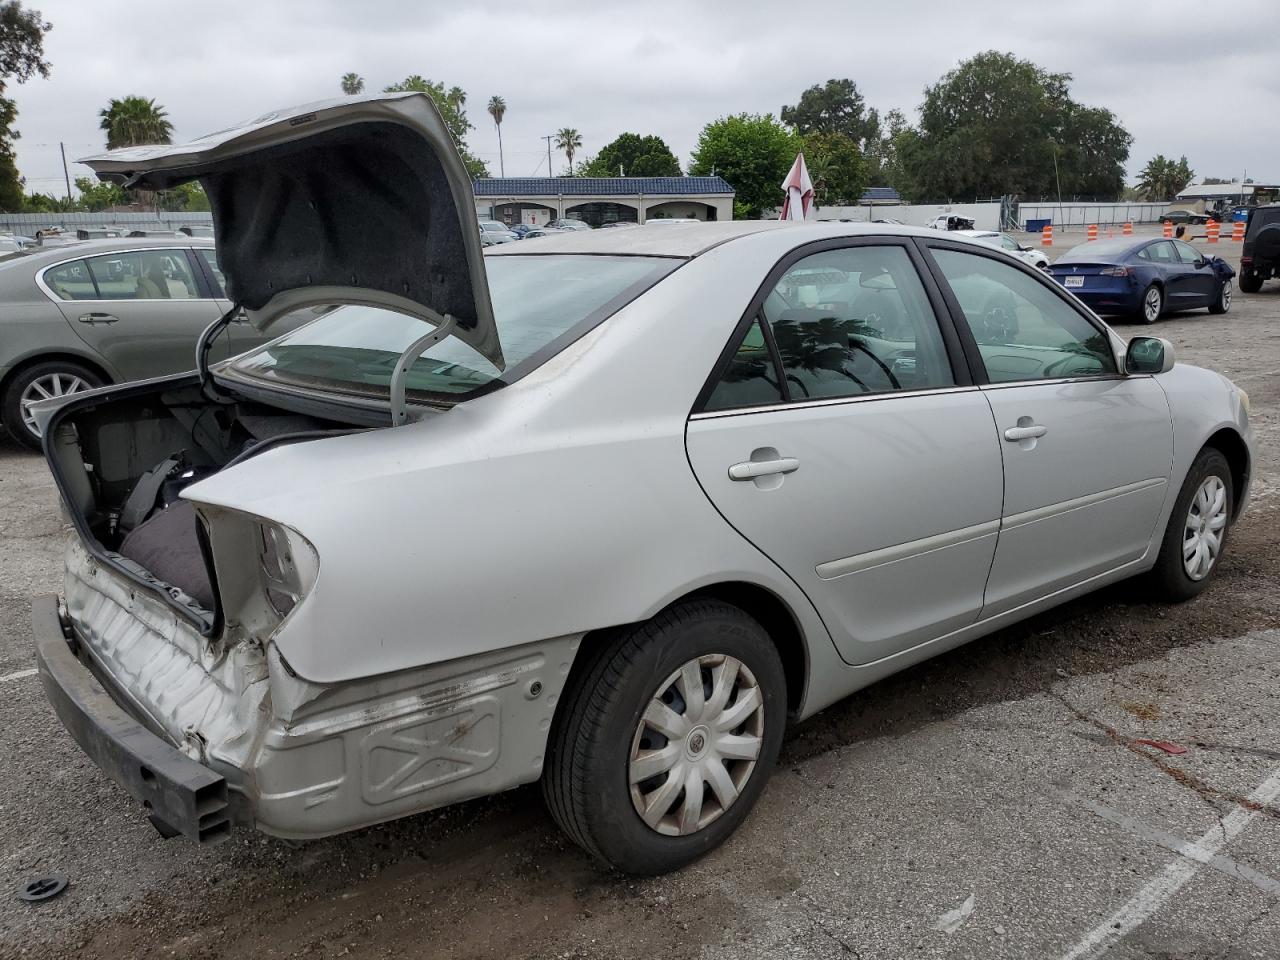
(32, 595, 232, 843)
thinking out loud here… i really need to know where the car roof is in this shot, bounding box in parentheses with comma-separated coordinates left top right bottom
(485, 220, 971, 259)
(1, 235, 213, 266)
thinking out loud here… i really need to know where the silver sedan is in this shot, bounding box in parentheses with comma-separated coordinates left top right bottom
(34, 93, 1253, 876)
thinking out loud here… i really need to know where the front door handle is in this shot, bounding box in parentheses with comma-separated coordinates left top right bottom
(77, 313, 119, 325)
(1004, 424, 1047, 442)
(728, 457, 800, 481)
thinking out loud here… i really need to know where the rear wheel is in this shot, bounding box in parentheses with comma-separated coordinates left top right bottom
(1, 360, 103, 450)
(543, 599, 786, 875)
(1148, 448, 1233, 602)
(1239, 271, 1263, 294)
(1209, 279, 1232, 314)
(1139, 284, 1163, 324)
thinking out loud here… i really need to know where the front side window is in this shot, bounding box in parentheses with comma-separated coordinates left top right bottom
(705, 244, 955, 409)
(43, 259, 96, 300)
(85, 250, 201, 300)
(932, 247, 1116, 383)
(230, 255, 676, 401)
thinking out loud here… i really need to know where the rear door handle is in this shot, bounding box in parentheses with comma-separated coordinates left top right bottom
(1004, 424, 1047, 441)
(728, 457, 800, 480)
(77, 313, 119, 325)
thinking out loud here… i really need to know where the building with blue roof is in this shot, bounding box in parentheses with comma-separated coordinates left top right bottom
(474, 176, 735, 226)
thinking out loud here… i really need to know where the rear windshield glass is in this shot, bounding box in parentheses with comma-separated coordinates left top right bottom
(229, 254, 677, 402)
(1056, 239, 1136, 261)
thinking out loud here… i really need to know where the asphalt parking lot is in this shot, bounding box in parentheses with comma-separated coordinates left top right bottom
(2, 229, 1279, 959)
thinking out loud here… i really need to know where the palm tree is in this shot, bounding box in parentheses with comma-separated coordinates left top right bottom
(340, 73, 365, 96)
(487, 96, 507, 178)
(554, 128, 583, 175)
(99, 96, 173, 149)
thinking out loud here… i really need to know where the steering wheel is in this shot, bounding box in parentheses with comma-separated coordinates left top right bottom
(1042, 354, 1100, 379)
(848, 339, 902, 390)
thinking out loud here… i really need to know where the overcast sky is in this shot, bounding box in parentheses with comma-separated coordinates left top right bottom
(9, 0, 1276, 195)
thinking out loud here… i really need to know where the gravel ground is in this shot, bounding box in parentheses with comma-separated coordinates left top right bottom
(1, 233, 1278, 959)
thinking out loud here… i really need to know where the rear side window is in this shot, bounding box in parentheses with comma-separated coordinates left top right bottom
(86, 250, 202, 300)
(704, 244, 955, 410)
(704, 318, 784, 411)
(43, 260, 97, 300)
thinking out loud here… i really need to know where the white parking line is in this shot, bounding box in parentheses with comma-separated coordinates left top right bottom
(0, 667, 37, 683)
(1060, 766, 1280, 960)
(1078, 796, 1280, 896)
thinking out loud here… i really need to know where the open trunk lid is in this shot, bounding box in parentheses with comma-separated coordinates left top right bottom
(78, 92, 502, 369)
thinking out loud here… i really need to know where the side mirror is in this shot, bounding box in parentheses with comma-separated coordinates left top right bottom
(1126, 336, 1175, 375)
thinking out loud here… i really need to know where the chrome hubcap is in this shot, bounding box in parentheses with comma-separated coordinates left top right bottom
(1221, 282, 1232, 310)
(1183, 476, 1228, 581)
(1145, 288, 1161, 321)
(628, 654, 764, 837)
(20, 372, 90, 435)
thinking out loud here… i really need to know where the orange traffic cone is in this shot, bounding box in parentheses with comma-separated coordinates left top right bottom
(1123, 222, 1133, 236)
(1207, 220, 1220, 244)
(1041, 224, 1053, 247)
(1163, 220, 1174, 238)
(1087, 224, 1098, 241)
(1232, 220, 1245, 242)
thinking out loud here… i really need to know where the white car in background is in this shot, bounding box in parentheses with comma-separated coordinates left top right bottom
(956, 229, 1051, 271)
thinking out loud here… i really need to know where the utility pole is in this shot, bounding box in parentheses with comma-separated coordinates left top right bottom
(59, 142, 72, 203)
(543, 135, 554, 177)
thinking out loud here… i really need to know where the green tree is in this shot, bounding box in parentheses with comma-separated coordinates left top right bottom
(383, 76, 487, 177)
(781, 78, 880, 150)
(579, 132, 681, 178)
(902, 51, 1131, 201)
(72, 175, 123, 211)
(1136, 154, 1194, 201)
(99, 96, 173, 148)
(864, 108, 914, 192)
(159, 180, 209, 211)
(340, 72, 364, 96)
(0, 1, 52, 212)
(689, 113, 801, 219)
(487, 95, 506, 177)
(801, 131, 865, 206)
(554, 127, 582, 174)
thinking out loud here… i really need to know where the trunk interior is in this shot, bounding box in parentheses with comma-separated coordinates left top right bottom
(45, 377, 360, 625)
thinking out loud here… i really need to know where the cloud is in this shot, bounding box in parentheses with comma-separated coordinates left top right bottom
(9, 0, 1272, 192)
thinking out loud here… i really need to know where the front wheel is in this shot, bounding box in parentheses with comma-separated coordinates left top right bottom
(543, 599, 786, 875)
(1148, 448, 1233, 602)
(1139, 284, 1163, 324)
(1209, 279, 1232, 314)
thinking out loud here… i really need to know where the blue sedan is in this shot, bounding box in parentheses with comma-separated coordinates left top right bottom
(1050, 237, 1235, 323)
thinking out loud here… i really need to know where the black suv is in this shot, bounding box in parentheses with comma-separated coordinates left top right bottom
(1240, 204, 1280, 292)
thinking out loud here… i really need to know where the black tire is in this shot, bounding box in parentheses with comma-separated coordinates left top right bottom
(1208, 279, 1232, 315)
(1, 360, 104, 450)
(1138, 284, 1163, 324)
(542, 599, 786, 875)
(1239, 271, 1263, 294)
(1148, 448, 1233, 602)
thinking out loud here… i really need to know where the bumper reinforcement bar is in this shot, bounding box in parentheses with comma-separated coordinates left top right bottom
(32, 595, 231, 843)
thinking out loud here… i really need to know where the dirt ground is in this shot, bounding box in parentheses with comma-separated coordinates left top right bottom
(2, 229, 1279, 959)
